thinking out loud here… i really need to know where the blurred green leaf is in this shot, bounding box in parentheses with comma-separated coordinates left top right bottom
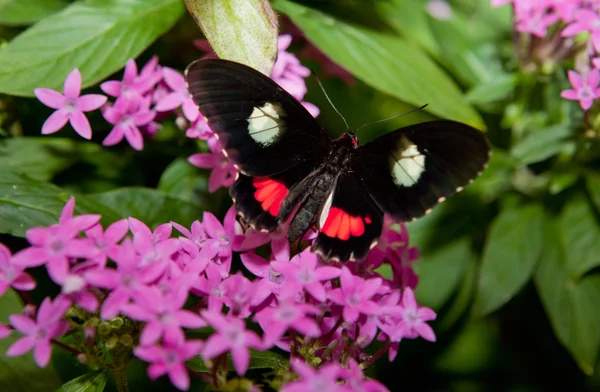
(560, 194, 600, 279)
(414, 237, 473, 310)
(0, 0, 184, 97)
(472, 204, 545, 317)
(511, 124, 573, 165)
(0, 0, 68, 26)
(274, 0, 484, 128)
(187, 349, 288, 373)
(87, 188, 205, 229)
(466, 74, 517, 104)
(534, 220, 600, 375)
(56, 370, 107, 392)
(464, 149, 514, 202)
(0, 290, 62, 391)
(157, 157, 211, 207)
(587, 172, 600, 213)
(185, 0, 278, 76)
(548, 170, 580, 195)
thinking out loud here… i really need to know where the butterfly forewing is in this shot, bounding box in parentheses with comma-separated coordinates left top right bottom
(185, 59, 331, 177)
(351, 120, 491, 222)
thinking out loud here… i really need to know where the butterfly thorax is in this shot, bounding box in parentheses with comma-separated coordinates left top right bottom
(325, 133, 357, 169)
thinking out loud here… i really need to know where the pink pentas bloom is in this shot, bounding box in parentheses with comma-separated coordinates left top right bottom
(122, 286, 205, 346)
(57, 273, 99, 312)
(220, 273, 256, 317)
(11, 214, 100, 283)
(188, 138, 237, 192)
(129, 218, 173, 245)
(131, 222, 180, 274)
(84, 219, 129, 268)
(34, 68, 107, 139)
(240, 253, 297, 306)
(272, 248, 341, 302)
(282, 359, 346, 392)
(516, 8, 560, 37)
(6, 297, 70, 367)
(328, 267, 383, 323)
(341, 358, 390, 392)
(172, 220, 215, 249)
(0, 243, 36, 296)
(101, 57, 162, 100)
(102, 96, 155, 150)
(134, 336, 203, 391)
(0, 323, 10, 339)
(193, 263, 226, 312)
(201, 311, 263, 376)
(562, 8, 600, 38)
(561, 69, 600, 110)
(154, 67, 200, 122)
(255, 299, 321, 347)
(202, 206, 244, 277)
(185, 115, 213, 140)
(85, 239, 164, 319)
(398, 287, 436, 342)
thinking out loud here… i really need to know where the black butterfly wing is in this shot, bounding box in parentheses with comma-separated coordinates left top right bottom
(351, 120, 490, 222)
(185, 59, 331, 177)
(312, 173, 383, 262)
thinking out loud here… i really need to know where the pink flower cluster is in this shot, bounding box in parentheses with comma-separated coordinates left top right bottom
(0, 197, 432, 391)
(492, 0, 600, 110)
(34, 34, 319, 162)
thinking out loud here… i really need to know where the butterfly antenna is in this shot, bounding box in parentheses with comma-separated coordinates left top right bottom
(311, 71, 350, 130)
(354, 104, 429, 134)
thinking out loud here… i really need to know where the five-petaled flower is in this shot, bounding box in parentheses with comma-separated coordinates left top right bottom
(561, 69, 600, 110)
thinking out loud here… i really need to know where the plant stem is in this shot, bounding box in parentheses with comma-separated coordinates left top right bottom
(115, 368, 129, 392)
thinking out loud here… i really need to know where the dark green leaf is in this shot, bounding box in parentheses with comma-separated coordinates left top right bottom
(0, 290, 62, 391)
(56, 370, 107, 392)
(414, 237, 473, 310)
(560, 194, 600, 279)
(511, 124, 573, 165)
(187, 349, 288, 373)
(0, 0, 184, 97)
(472, 204, 545, 317)
(534, 221, 600, 375)
(157, 157, 211, 207)
(587, 172, 600, 213)
(274, 0, 484, 128)
(185, 0, 278, 76)
(548, 170, 579, 195)
(465, 74, 517, 104)
(0, 0, 67, 26)
(87, 188, 205, 229)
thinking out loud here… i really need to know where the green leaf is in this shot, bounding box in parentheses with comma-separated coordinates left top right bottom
(0, 0, 68, 26)
(587, 172, 600, 213)
(414, 237, 473, 310)
(187, 349, 288, 373)
(511, 124, 573, 165)
(87, 188, 206, 229)
(56, 370, 107, 392)
(273, 0, 484, 128)
(534, 221, 600, 375)
(0, 0, 184, 97)
(472, 204, 545, 317)
(185, 0, 278, 76)
(0, 290, 62, 391)
(465, 73, 517, 104)
(157, 157, 211, 207)
(560, 194, 600, 279)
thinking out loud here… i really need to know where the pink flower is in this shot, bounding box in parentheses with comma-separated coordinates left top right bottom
(0, 323, 10, 339)
(185, 116, 213, 140)
(11, 214, 100, 283)
(220, 273, 256, 317)
(201, 311, 262, 375)
(562, 8, 600, 37)
(154, 67, 200, 122)
(135, 336, 203, 391)
(101, 57, 161, 100)
(84, 219, 129, 267)
(282, 359, 345, 392)
(240, 253, 294, 306)
(129, 218, 172, 244)
(272, 248, 340, 302)
(255, 300, 320, 346)
(397, 288, 436, 342)
(123, 286, 206, 345)
(188, 138, 237, 192)
(34, 68, 107, 139)
(561, 69, 600, 110)
(340, 358, 390, 392)
(328, 267, 382, 323)
(102, 96, 155, 150)
(0, 243, 36, 296)
(202, 207, 243, 277)
(6, 297, 70, 367)
(516, 9, 560, 37)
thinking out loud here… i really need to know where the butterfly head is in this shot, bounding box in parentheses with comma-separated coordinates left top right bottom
(339, 132, 358, 149)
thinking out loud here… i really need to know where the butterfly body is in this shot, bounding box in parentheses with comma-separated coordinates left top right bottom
(186, 59, 491, 262)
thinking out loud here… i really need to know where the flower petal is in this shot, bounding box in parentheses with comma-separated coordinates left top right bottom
(42, 110, 69, 135)
(34, 88, 65, 109)
(63, 69, 82, 99)
(78, 94, 108, 111)
(69, 111, 92, 139)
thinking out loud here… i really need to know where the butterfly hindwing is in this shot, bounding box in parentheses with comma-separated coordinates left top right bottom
(312, 173, 383, 262)
(185, 59, 331, 177)
(351, 120, 490, 222)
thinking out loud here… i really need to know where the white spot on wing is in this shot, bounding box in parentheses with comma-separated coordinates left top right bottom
(389, 139, 426, 187)
(318, 189, 334, 228)
(247, 102, 285, 145)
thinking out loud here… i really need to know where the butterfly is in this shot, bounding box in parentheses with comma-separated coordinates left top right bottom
(185, 59, 490, 262)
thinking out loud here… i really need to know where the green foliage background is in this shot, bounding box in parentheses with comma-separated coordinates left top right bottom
(1, 0, 600, 390)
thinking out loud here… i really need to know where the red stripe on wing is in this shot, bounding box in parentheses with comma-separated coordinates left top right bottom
(321, 207, 370, 240)
(253, 177, 289, 216)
